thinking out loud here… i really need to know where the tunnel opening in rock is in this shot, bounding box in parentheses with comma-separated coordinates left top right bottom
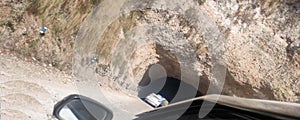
(138, 76, 202, 104)
(137, 44, 202, 105)
(138, 67, 202, 104)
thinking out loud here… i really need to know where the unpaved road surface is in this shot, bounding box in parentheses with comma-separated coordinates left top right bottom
(0, 53, 152, 120)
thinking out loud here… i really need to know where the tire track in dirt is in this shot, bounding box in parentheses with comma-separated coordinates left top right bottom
(1, 80, 52, 103)
(0, 54, 78, 119)
(1, 80, 52, 119)
(2, 109, 31, 120)
(1, 94, 47, 119)
(0, 51, 150, 119)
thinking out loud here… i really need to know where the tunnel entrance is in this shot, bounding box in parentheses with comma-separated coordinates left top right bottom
(138, 64, 202, 105)
(135, 43, 203, 106)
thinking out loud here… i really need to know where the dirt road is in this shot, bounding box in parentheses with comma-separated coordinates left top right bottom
(0, 53, 152, 120)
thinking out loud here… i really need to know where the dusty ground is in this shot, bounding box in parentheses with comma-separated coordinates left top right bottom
(0, 53, 77, 119)
(0, 52, 151, 120)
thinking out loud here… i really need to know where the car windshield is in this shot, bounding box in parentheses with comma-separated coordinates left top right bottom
(1, 0, 299, 120)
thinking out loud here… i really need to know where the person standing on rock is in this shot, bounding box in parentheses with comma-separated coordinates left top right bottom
(40, 27, 47, 36)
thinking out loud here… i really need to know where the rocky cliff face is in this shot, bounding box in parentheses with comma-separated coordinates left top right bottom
(1, 0, 299, 102)
(74, 0, 299, 102)
(205, 0, 300, 102)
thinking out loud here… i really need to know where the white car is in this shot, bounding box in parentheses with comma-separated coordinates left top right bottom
(145, 93, 168, 108)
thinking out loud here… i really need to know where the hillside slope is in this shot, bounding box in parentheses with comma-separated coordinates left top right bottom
(0, 0, 299, 103)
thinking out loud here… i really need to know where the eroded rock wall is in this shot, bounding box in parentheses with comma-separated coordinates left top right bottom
(204, 0, 300, 102)
(88, 0, 300, 102)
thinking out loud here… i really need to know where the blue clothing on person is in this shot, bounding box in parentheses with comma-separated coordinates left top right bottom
(40, 27, 47, 34)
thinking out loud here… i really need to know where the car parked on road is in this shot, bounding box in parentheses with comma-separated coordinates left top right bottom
(144, 93, 168, 108)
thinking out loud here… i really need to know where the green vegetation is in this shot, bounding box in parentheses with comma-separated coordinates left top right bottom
(90, 0, 103, 6)
(27, 0, 40, 15)
(261, 0, 281, 8)
(16, 0, 105, 70)
(96, 11, 140, 59)
(5, 21, 14, 32)
(28, 39, 39, 48)
(197, 0, 206, 5)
